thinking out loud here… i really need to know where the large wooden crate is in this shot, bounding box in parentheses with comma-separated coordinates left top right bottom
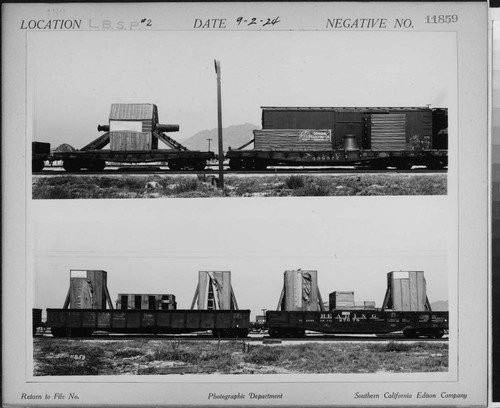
(108, 103, 160, 151)
(382, 271, 431, 311)
(254, 129, 333, 151)
(329, 291, 355, 310)
(110, 132, 155, 151)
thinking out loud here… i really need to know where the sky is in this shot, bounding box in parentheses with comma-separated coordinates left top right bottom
(28, 30, 456, 146)
(32, 196, 450, 319)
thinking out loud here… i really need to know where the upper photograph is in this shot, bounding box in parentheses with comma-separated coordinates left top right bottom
(29, 30, 455, 199)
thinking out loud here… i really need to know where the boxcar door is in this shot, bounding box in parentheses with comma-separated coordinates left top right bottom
(335, 112, 366, 149)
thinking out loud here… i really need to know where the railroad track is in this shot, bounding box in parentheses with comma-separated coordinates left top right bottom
(33, 167, 447, 176)
(34, 333, 448, 342)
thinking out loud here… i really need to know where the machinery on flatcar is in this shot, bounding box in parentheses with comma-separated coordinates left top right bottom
(32, 103, 215, 172)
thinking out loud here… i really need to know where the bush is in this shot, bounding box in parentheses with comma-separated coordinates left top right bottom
(243, 346, 282, 364)
(285, 175, 305, 189)
(293, 183, 331, 196)
(114, 348, 144, 358)
(173, 179, 199, 194)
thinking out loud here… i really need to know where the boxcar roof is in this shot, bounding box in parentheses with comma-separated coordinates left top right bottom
(260, 106, 433, 112)
(110, 103, 157, 120)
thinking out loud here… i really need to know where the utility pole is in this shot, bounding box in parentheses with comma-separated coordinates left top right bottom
(214, 60, 224, 189)
(206, 138, 212, 152)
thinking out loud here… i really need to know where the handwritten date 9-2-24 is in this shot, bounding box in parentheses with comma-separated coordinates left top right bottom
(237, 17, 281, 27)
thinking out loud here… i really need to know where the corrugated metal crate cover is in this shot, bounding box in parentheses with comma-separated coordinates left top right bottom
(109, 104, 157, 120)
(254, 129, 333, 151)
(283, 270, 319, 311)
(68, 270, 108, 309)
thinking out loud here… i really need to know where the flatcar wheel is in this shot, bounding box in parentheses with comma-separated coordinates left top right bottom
(396, 161, 412, 170)
(229, 159, 243, 170)
(51, 328, 69, 338)
(63, 159, 81, 173)
(67, 328, 93, 338)
(168, 160, 183, 171)
(32, 159, 45, 172)
(403, 328, 420, 339)
(426, 158, 445, 170)
(193, 160, 206, 171)
(295, 329, 305, 338)
(253, 160, 267, 170)
(212, 329, 230, 338)
(268, 328, 282, 338)
(371, 161, 387, 170)
(241, 159, 254, 170)
(236, 329, 249, 338)
(433, 329, 444, 339)
(88, 160, 106, 172)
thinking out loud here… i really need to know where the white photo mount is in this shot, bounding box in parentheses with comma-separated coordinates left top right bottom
(2, 2, 488, 407)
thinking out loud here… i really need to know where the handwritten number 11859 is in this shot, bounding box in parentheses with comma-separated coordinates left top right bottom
(236, 17, 280, 27)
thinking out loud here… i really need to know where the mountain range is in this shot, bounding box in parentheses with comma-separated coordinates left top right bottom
(181, 123, 258, 151)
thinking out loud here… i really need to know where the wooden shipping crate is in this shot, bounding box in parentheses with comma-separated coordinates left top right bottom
(254, 129, 333, 151)
(329, 291, 355, 310)
(382, 271, 431, 311)
(110, 132, 154, 151)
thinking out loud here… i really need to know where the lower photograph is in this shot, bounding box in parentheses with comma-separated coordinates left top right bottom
(32, 263, 448, 376)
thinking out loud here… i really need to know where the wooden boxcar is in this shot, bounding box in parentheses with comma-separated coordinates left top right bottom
(266, 309, 448, 339)
(46, 308, 251, 338)
(226, 106, 448, 170)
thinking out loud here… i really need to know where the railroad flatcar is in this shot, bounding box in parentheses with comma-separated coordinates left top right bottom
(46, 308, 251, 338)
(33, 269, 448, 340)
(32, 103, 215, 172)
(265, 269, 449, 339)
(265, 309, 448, 339)
(226, 106, 448, 170)
(37, 270, 250, 338)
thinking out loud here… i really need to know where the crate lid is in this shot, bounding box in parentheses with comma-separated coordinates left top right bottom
(110, 104, 157, 120)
